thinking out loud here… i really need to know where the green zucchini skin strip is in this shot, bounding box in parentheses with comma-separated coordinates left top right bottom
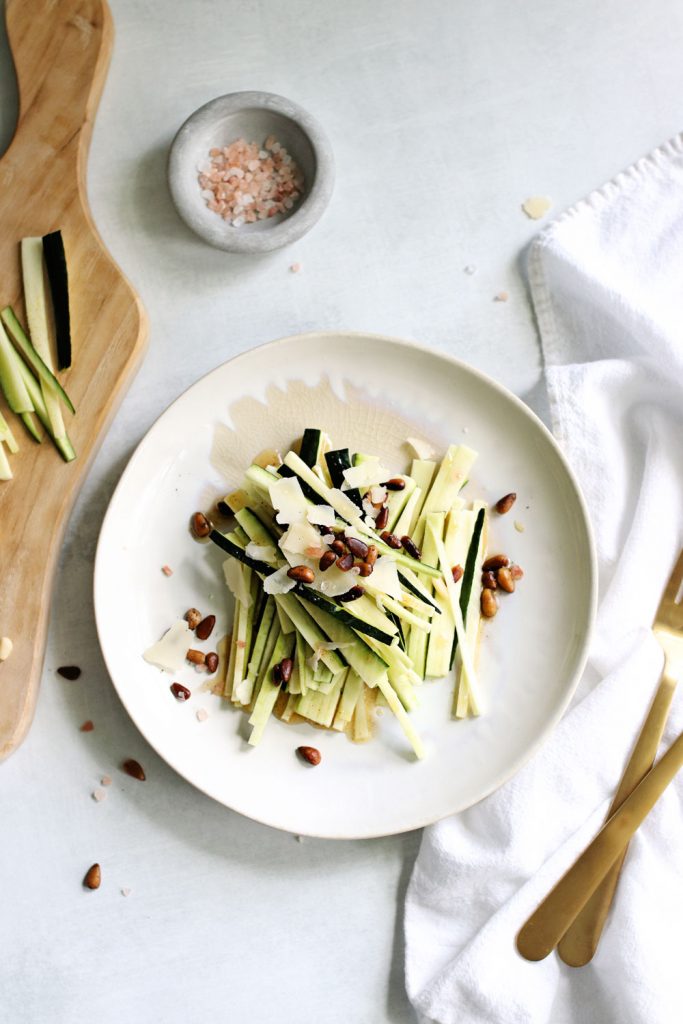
(208, 530, 395, 645)
(209, 530, 276, 575)
(398, 571, 441, 613)
(42, 231, 71, 370)
(449, 507, 485, 668)
(1, 307, 75, 414)
(324, 448, 363, 509)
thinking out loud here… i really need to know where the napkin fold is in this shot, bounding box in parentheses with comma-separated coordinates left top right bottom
(405, 134, 683, 1024)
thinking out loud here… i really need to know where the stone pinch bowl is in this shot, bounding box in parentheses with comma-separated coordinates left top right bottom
(167, 91, 334, 254)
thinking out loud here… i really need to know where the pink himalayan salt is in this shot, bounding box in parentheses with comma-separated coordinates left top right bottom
(199, 137, 304, 227)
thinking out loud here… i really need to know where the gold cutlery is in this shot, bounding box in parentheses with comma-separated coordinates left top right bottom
(517, 550, 683, 963)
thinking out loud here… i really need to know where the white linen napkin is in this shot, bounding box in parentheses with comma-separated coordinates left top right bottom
(405, 134, 683, 1024)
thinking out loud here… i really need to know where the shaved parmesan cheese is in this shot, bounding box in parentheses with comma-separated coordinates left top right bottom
(329, 487, 365, 523)
(223, 558, 252, 606)
(406, 437, 435, 460)
(306, 504, 335, 527)
(316, 564, 361, 596)
(245, 542, 277, 562)
(367, 556, 402, 598)
(342, 457, 391, 490)
(369, 486, 388, 504)
(143, 620, 191, 673)
(268, 476, 308, 525)
(263, 565, 297, 595)
(307, 640, 354, 670)
(362, 497, 376, 518)
(280, 520, 322, 555)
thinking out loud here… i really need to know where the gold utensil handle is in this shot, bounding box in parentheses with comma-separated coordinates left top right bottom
(516, 728, 683, 962)
(558, 668, 676, 966)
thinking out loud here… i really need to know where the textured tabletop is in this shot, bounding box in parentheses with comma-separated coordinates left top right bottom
(1, 1, 682, 1021)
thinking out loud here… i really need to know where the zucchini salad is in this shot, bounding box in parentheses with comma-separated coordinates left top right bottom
(195, 429, 521, 760)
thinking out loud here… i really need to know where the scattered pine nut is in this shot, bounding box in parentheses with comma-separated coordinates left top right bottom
(161, 565, 173, 577)
(57, 665, 81, 680)
(514, 520, 525, 533)
(0, 636, 13, 662)
(122, 759, 146, 781)
(83, 864, 101, 890)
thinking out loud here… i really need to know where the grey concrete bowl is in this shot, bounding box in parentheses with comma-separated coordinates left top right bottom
(167, 91, 334, 254)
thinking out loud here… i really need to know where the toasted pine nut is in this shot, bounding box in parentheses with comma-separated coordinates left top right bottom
(319, 550, 336, 571)
(495, 492, 517, 515)
(196, 615, 216, 640)
(279, 658, 293, 684)
(366, 544, 378, 566)
(331, 539, 346, 556)
(375, 506, 389, 530)
(205, 652, 219, 673)
(187, 649, 206, 665)
(358, 562, 374, 577)
(380, 531, 401, 549)
(401, 536, 421, 560)
(383, 478, 406, 491)
(481, 571, 498, 590)
(297, 745, 321, 765)
(287, 565, 315, 584)
(338, 586, 364, 602)
(481, 589, 498, 618)
(191, 511, 212, 538)
(185, 608, 202, 630)
(451, 564, 464, 584)
(496, 567, 515, 592)
(336, 552, 354, 572)
(482, 554, 509, 572)
(346, 537, 369, 559)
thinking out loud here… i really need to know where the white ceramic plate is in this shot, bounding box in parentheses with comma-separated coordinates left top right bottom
(94, 332, 596, 839)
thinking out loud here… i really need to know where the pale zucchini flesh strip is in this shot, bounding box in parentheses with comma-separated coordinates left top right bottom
(434, 535, 482, 715)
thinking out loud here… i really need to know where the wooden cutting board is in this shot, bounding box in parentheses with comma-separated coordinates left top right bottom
(0, 0, 148, 760)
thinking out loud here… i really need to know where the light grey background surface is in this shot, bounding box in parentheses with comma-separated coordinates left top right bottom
(1, 1, 681, 1022)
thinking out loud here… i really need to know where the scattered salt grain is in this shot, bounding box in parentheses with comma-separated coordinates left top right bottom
(494, 291, 509, 303)
(196, 708, 209, 722)
(289, 262, 301, 273)
(121, 888, 131, 898)
(462, 426, 469, 434)
(295, 835, 304, 843)
(514, 520, 525, 533)
(92, 788, 107, 802)
(101, 775, 112, 787)
(161, 565, 173, 577)
(522, 196, 552, 220)
(464, 265, 477, 275)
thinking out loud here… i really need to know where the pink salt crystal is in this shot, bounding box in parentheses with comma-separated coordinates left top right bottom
(92, 788, 107, 802)
(196, 707, 209, 722)
(494, 291, 509, 302)
(161, 565, 173, 577)
(121, 888, 131, 898)
(290, 262, 301, 273)
(265, 135, 277, 149)
(210, 147, 222, 157)
(101, 775, 112, 786)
